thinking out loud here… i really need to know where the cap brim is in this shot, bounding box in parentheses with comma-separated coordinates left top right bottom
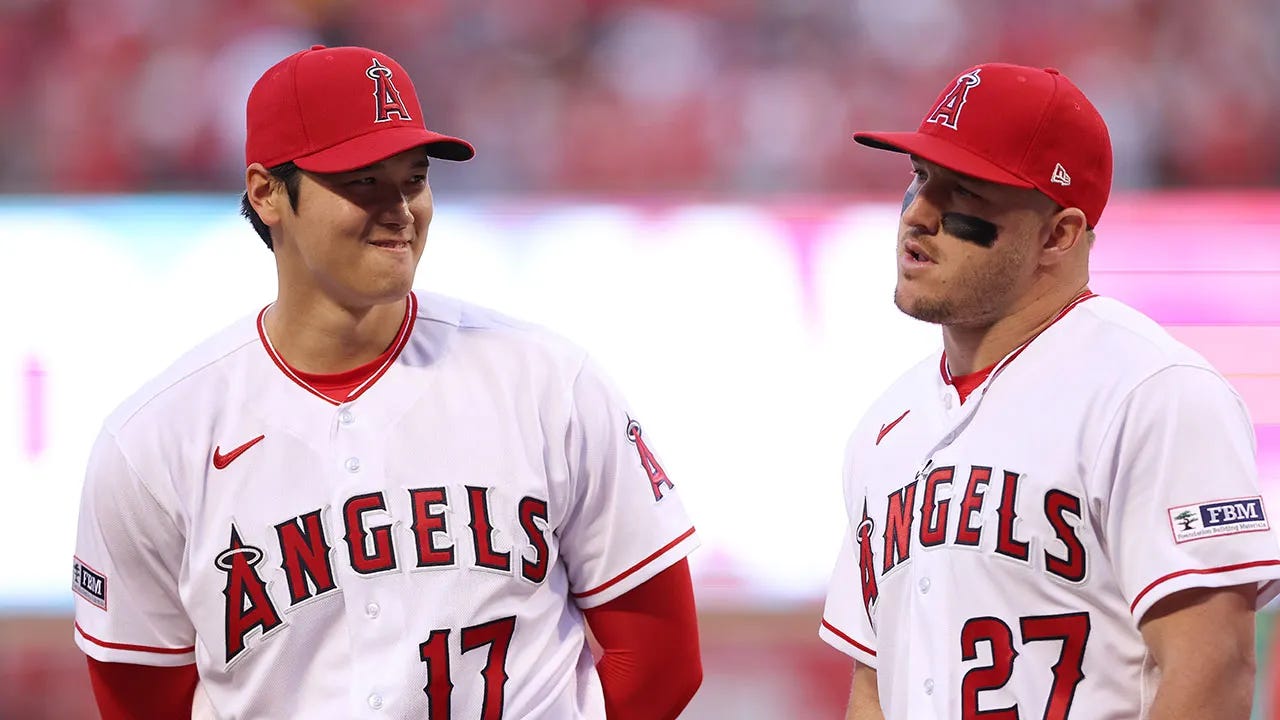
(853, 131, 1033, 189)
(294, 126, 475, 173)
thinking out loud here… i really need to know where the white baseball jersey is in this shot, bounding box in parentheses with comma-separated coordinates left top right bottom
(73, 291, 698, 719)
(820, 293, 1280, 719)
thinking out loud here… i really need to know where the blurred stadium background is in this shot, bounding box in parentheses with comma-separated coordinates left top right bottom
(2, 0, 1279, 718)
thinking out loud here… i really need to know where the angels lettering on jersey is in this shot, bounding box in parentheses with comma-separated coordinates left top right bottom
(856, 459, 1087, 625)
(214, 485, 550, 664)
(215, 414, 674, 666)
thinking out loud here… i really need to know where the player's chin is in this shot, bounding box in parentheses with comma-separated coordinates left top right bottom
(894, 275, 928, 302)
(354, 265, 418, 303)
(894, 285, 950, 324)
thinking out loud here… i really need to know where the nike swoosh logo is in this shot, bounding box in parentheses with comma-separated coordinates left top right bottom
(876, 411, 910, 445)
(213, 435, 265, 469)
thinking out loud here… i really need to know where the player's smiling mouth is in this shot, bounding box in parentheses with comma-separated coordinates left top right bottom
(368, 239, 411, 251)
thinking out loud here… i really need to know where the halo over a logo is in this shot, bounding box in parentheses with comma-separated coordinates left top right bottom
(367, 57, 412, 123)
(925, 69, 982, 130)
(627, 416, 675, 501)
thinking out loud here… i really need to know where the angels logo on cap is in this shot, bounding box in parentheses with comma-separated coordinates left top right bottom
(924, 69, 982, 131)
(366, 58, 412, 123)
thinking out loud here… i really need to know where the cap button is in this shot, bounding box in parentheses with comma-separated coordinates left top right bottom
(310, 44, 327, 51)
(1044, 67, 1061, 75)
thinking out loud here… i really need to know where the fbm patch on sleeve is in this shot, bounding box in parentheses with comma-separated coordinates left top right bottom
(1167, 497, 1270, 544)
(73, 557, 108, 610)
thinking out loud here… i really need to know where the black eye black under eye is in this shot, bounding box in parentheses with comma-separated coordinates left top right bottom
(941, 213, 999, 247)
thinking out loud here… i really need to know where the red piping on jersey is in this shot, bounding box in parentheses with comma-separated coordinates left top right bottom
(257, 292, 418, 406)
(1129, 559, 1280, 614)
(940, 290, 1097, 385)
(820, 618, 877, 657)
(572, 527, 697, 599)
(75, 622, 195, 655)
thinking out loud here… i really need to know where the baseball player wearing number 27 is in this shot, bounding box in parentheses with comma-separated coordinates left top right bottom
(71, 45, 702, 720)
(820, 63, 1280, 720)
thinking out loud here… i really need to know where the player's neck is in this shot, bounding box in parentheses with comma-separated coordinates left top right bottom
(941, 281, 1089, 376)
(264, 291, 409, 374)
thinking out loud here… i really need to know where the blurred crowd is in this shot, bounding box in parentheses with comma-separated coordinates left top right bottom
(2, 0, 1279, 196)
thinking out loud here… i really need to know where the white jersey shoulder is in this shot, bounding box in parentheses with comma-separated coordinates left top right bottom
(102, 314, 260, 435)
(417, 290, 591, 369)
(1059, 295, 1218, 377)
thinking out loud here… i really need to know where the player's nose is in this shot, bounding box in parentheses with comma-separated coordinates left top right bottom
(377, 192, 415, 229)
(900, 184, 941, 237)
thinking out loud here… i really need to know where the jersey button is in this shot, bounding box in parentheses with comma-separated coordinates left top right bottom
(918, 577, 930, 594)
(368, 693, 383, 709)
(943, 394, 954, 410)
(345, 457, 361, 473)
(923, 678, 935, 695)
(366, 602, 380, 619)
(339, 410, 355, 426)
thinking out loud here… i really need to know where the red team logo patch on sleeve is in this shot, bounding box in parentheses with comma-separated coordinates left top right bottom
(627, 417, 674, 501)
(1168, 497, 1270, 544)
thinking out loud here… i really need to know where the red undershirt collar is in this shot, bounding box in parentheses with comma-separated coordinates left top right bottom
(288, 341, 401, 402)
(945, 362, 998, 405)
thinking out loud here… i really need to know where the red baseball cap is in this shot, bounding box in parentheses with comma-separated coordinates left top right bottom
(245, 45, 474, 173)
(854, 63, 1112, 227)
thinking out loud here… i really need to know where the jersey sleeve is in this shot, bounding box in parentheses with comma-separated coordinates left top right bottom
(819, 527, 878, 667)
(819, 432, 878, 666)
(558, 357, 699, 609)
(73, 427, 196, 666)
(1098, 365, 1280, 623)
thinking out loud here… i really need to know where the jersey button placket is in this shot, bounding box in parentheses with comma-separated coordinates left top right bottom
(335, 406, 367, 481)
(942, 387, 962, 415)
(906, 452, 938, 718)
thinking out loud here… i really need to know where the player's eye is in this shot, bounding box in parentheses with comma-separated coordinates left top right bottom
(346, 177, 377, 187)
(954, 184, 977, 199)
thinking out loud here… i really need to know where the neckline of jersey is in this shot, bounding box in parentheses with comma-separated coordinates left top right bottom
(939, 289, 1098, 391)
(946, 363, 997, 404)
(256, 292, 419, 406)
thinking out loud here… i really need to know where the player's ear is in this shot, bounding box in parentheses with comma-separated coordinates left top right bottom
(245, 163, 285, 227)
(1039, 206, 1089, 266)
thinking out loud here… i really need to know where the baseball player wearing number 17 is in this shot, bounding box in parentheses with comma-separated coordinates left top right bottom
(71, 45, 702, 719)
(820, 63, 1280, 720)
